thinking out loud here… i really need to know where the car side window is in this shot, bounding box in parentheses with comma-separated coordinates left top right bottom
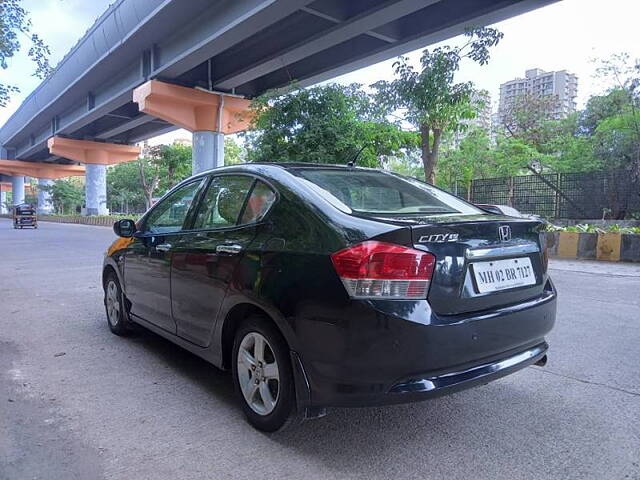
(193, 176, 254, 230)
(240, 181, 276, 224)
(144, 180, 204, 234)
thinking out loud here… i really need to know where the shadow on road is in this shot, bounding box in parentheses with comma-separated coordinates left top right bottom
(114, 324, 591, 479)
(123, 325, 236, 407)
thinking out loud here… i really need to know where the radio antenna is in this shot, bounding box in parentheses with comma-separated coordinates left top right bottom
(347, 145, 368, 168)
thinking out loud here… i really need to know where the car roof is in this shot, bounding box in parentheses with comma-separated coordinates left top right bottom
(249, 162, 356, 170)
(191, 162, 382, 180)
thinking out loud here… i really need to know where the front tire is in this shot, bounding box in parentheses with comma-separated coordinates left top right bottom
(104, 272, 130, 336)
(232, 315, 297, 432)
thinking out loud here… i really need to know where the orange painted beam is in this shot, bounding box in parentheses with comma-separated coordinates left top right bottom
(0, 159, 86, 179)
(133, 80, 254, 133)
(47, 137, 140, 165)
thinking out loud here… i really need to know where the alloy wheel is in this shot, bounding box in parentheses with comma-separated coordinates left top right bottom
(106, 280, 121, 327)
(237, 332, 280, 416)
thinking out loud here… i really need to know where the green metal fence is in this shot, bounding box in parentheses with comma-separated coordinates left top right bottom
(453, 170, 640, 219)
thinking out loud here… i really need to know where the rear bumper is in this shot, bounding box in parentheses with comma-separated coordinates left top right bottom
(293, 283, 556, 409)
(386, 342, 547, 402)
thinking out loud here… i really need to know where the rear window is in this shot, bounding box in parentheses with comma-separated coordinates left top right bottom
(291, 168, 483, 216)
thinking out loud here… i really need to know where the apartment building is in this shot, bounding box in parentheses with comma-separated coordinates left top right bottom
(498, 68, 578, 124)
(452, 90, 492, 145)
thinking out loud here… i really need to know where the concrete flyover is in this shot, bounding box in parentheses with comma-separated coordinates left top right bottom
(0, 0, 558, 213)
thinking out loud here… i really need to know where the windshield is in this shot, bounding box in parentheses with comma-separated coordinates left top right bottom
(291, 168, 483, 216)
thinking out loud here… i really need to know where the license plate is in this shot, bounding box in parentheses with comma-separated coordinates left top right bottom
(472, 257, 536, 293)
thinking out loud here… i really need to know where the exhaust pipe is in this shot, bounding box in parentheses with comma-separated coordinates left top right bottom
(535, 355, 547, 367)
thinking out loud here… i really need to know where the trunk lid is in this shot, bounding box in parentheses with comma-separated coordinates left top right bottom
(372, 213, 549, 315)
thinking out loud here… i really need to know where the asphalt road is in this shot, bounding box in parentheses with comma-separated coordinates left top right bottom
(1, 218, 639, 480)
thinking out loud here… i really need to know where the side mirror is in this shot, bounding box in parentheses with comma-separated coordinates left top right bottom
(113, 219, 137, 238)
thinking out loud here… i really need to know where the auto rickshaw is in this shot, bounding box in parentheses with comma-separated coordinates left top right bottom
(13, 203, 37, 229)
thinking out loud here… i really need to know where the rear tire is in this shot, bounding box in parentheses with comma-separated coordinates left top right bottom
(104, 272, 131, 336)
(232, 315, 298, 432)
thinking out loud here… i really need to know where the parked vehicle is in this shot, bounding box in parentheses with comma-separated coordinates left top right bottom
(103, 163, 556, 431)
(13, 203, 37, 229)
(475, 203, 542, 219)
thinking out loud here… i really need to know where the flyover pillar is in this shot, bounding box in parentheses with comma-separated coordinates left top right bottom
(11, 175, 25, 206)
(133, 80, 253, 174)
(193, 131, 224, 173)
(85, 165, 107, 215)
(47, 137, 140, 216)
(37, 178, 55, 215)
(0, 183, 9, 213)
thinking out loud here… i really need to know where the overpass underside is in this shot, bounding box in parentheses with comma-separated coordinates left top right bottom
(0, 0, 556, 214)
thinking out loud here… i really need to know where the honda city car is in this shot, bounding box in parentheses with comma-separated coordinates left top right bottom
(103, 163, 556, 431)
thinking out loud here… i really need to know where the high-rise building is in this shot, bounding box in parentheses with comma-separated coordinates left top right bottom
(453, 90, 492, 145)
(498, 68, 578, 124)
(468, 90, 492, 131)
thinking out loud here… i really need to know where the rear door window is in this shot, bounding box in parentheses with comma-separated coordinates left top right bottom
(240, 181, 276, 224)
(193, 176, 254, 230)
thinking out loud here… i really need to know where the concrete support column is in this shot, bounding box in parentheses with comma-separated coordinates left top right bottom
(37, 178, 55, 215)
(0, 190, 7, 214)
(133, 81, 253, 173)
(193, 131, 224, 174)
(85, 164, 108, 216)
(11, 175, 25, 205)
(48, 137, 139, 216)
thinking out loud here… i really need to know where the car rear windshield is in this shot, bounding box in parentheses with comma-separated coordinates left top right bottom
(291, 168, 483, 216)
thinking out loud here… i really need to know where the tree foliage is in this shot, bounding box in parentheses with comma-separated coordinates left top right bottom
(106, 140, 248, 213)
(224, 136, 245, 165)
(107, 161, 146, 213)
(0, 0, 53, 106)
(592, 53, 640, 177)
(372, 27, 503, 183)
(245, 83, 419, 167)
(137, 144, 192, 209)
(500, 92, 559, 148)
(39, 178, 84, 215)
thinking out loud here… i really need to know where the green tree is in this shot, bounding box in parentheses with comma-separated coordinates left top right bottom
(0, 0, 53, 106)
(372, 27, 503, 183)
(40, 178, 84, 214)
(498, 93, 599, 175)
(107, 161, 147, 213)
(592, 53, 640, 175)
(437, 128, 496, 192)
(384, 152, 425, 180)
(543, 114, 601, 172)
(245, 83, 418, 166)
(135, 144, 193, 209)
(580, 88, 633, 135)
(593, 111, 640, 170)
(224, 137, 245, 165)
(500, 92, 559, 150)
(150, 144, 192, 193)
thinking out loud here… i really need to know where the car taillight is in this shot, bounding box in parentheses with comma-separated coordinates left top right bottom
(331, 241, 436, 299)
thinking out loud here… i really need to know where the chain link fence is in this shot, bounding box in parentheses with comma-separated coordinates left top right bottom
(452, 170, 640, 219)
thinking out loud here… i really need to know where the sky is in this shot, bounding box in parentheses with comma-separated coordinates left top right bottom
(1, 0, 640, 144)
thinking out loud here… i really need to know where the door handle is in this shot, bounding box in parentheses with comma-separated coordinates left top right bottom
(155, 243, 173, 252)
(216, 244, 243, 255)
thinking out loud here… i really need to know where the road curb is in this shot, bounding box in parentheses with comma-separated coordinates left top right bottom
(551, 231, 640, 263)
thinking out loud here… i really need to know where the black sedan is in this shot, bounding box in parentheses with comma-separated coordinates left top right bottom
(103, 163, 556, 431)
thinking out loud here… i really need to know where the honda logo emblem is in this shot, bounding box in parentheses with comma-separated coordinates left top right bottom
(498, 225, 512, 242)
